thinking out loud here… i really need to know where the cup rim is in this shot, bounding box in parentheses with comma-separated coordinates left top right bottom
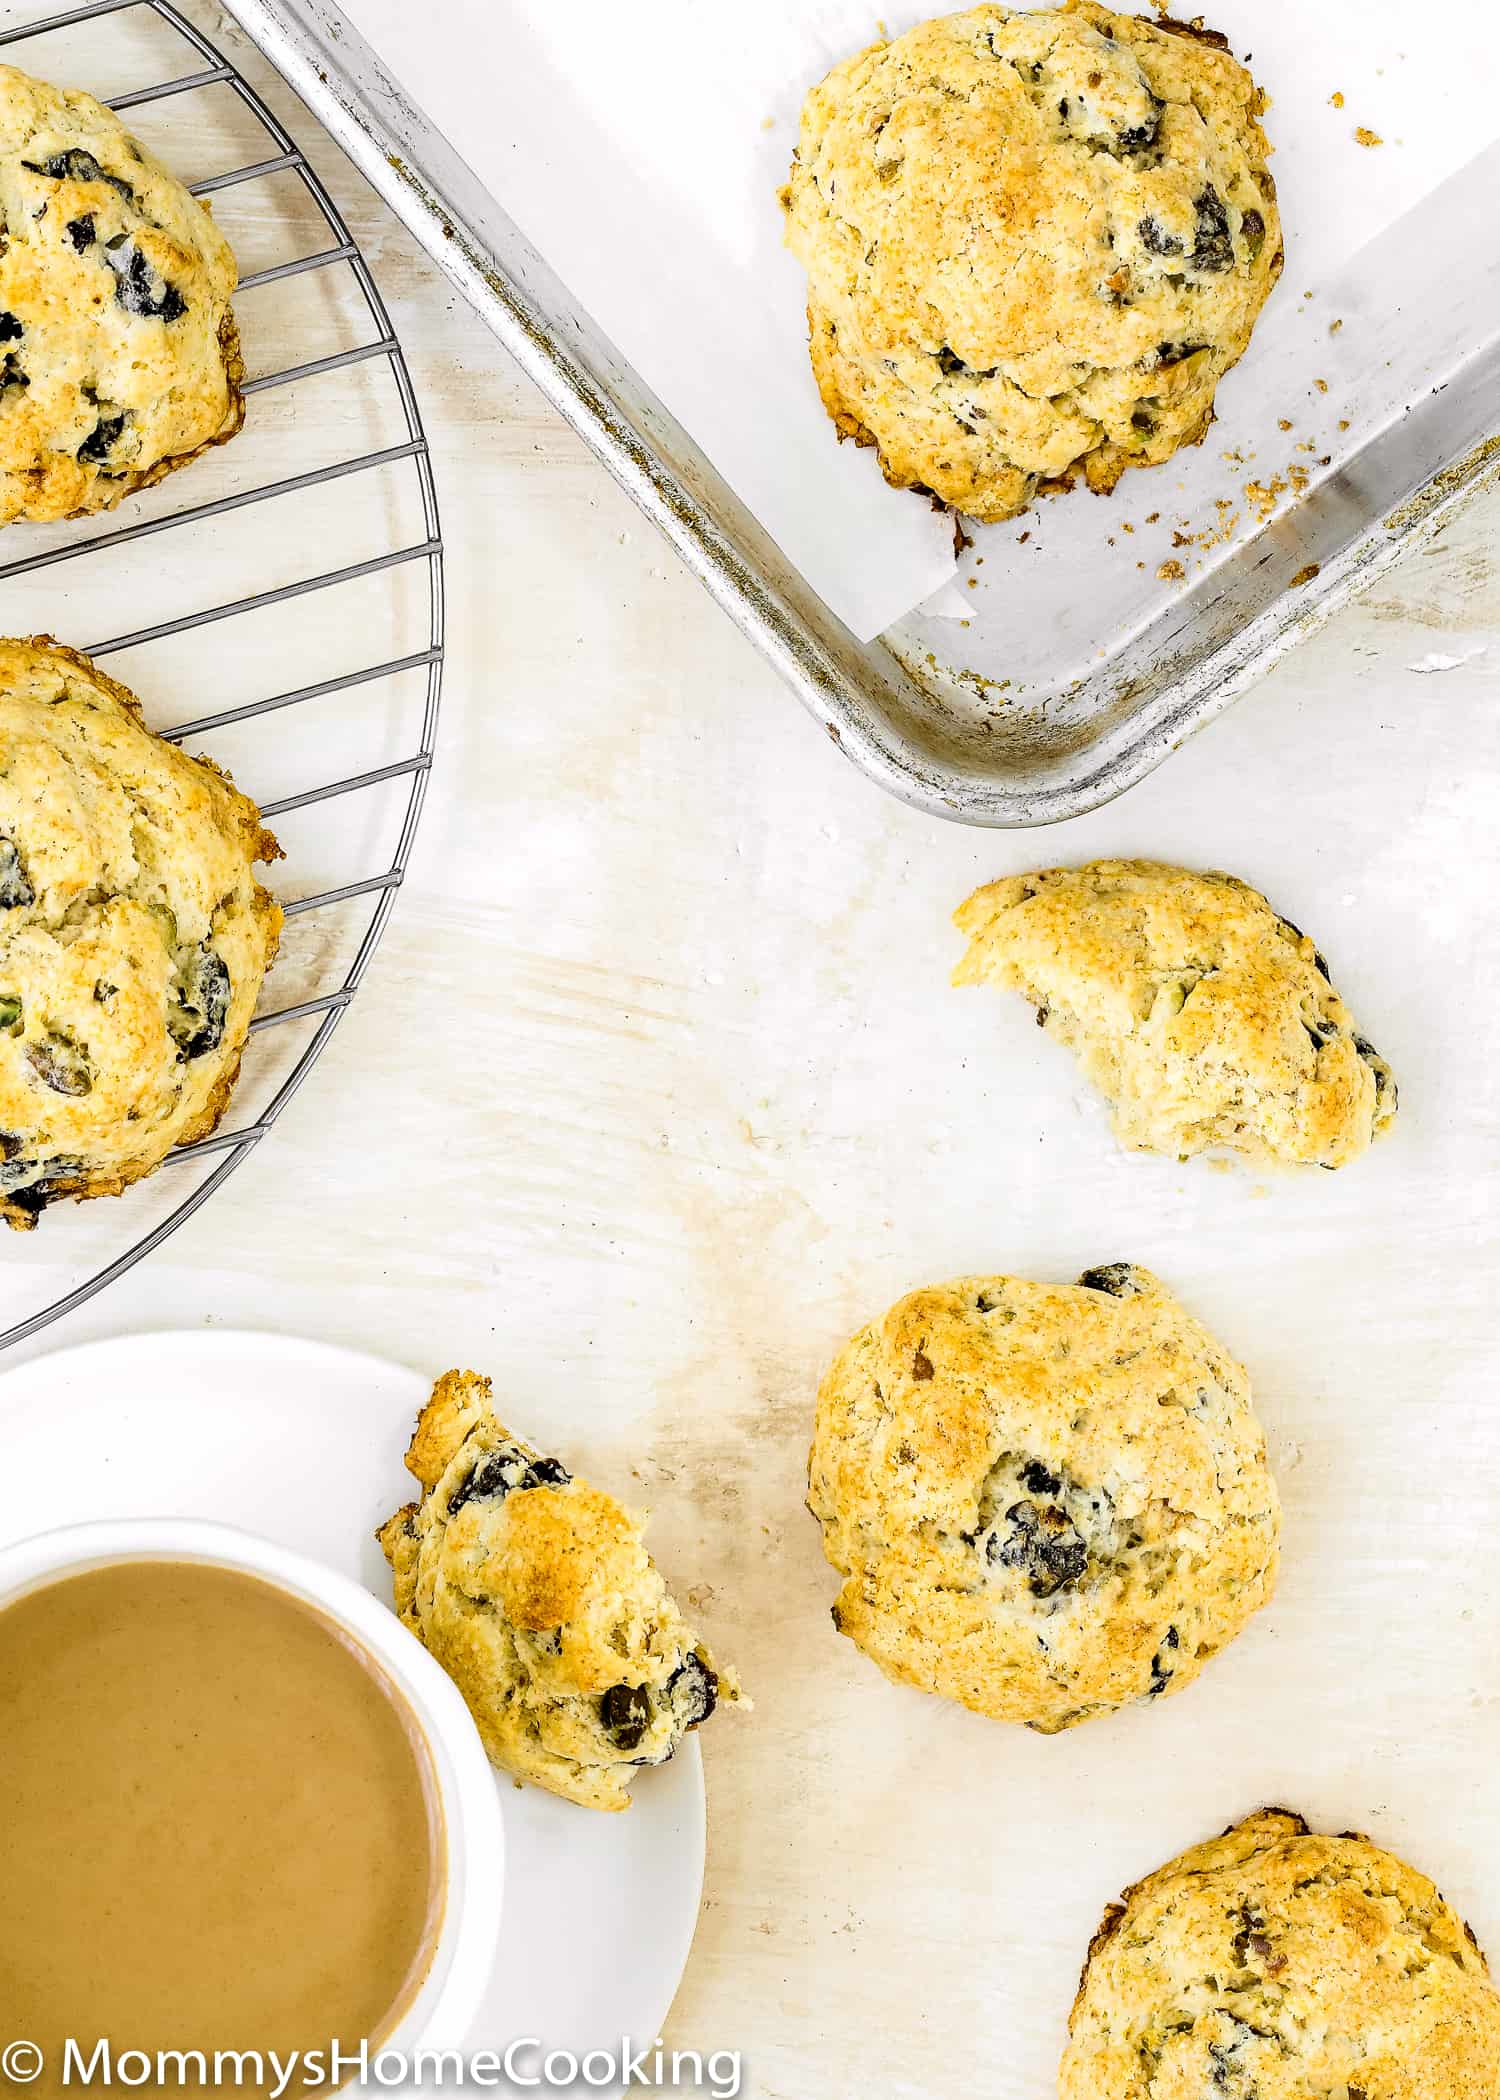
(0, 1515, 505, 2058)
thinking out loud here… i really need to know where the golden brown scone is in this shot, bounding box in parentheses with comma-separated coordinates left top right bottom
(0, 637, 280, 1228)
(1062, 1808, 1500, 2098)
(0, 64, 243, 524)
(781, 3, 1281, 519)
(378, 1371, 745, 1812)
(954, 859, 1397, 1168)
(808, 1265, 1278, 1732)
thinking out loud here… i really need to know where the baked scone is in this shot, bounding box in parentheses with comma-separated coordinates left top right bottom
(1063, 1808, 1500, 2098)
(781, 2, 1282, 519)
(954, 859, 1397, 1168)
(378, 1370, 745, 1812)
(0, 637, 281, 1228)
(0, 63, 243, 524)
(807, 1265, 1278, 1732)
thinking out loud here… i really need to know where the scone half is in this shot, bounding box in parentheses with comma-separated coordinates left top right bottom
(379, 1370, 745, 1812)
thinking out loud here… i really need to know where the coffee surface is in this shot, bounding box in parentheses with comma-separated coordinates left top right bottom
(0, 1560, 443, 2091)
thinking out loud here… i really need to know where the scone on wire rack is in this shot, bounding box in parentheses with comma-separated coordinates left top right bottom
(808, 1264, 1278, 1733)
(1063, 1809, 1500, 2097)
(0, 637, 282, 1230)
(0, 63, 244, 524)
(781, 2, 1281, 520)
(953, 859, 1397, 1169)
(378, 1370, 745, 1812)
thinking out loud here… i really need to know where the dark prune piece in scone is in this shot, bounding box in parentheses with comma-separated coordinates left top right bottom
(0, 637, 281, 1230)
(377, 1370, 745, 1813)
(0, 63, 244, 524)
(1062, 1809, 1500, 2097)
(954, 859, 1397, 1168)
(780, 2, 1282, 520)
(807, 1268, 1278, 1732)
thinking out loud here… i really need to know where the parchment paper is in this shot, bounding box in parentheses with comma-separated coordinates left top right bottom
(340, 0, 1500, 642)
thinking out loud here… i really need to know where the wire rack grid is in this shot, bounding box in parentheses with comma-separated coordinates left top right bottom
(0, 0, 443, 1349)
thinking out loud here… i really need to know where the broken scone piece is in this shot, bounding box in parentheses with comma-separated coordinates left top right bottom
(1062, 1809, 1500, 2097)
(378, 1370, 744, 1812)
(954, 859, 1396, 1168)
(808, 1264, 1279, 1733)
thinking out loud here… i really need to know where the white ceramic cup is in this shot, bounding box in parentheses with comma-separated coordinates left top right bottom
(0, 1516, 504, 2058)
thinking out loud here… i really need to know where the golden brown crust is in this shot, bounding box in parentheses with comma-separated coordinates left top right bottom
(1062, 1810, 1500, 2097)
(954, 859, 1397, 1168)
(0, 64, 244, 524)
(782, 3, 1282, 520)
(379, 1371, 745, 1813)
(808, 1266, 1278, 1732)
(0, 636, 281, 1228)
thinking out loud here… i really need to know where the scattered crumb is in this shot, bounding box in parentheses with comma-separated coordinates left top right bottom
(1018, 530, 1030, 544)
(1408, 645, 1486, 674)
(966, 575, 978, 588)
(1244, 473, 1288, 521)
(760, 115, 776, 131)
(1136, 560, 1146, 569)
(1172, 528, 1192, 546)
(1329, 318, 1344, 334)
(1330, 90, 1345, 108)
(1338, 418, 1351, 431)
(1157, 558, 1186, 581)
(1355, 127, 1383, 147)
(1289, 562, 1321, 587)
(1314, 377, 1329, 393)
(1277, 418, 1294, 432)
(1145, 511, 1160, 523)
(1122, 521, 1135, 534)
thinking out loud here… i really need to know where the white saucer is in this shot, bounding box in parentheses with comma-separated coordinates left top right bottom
(0, 1330, 707, 2095)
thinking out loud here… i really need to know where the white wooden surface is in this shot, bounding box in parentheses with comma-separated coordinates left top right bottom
(6, 8, 1500, 2095)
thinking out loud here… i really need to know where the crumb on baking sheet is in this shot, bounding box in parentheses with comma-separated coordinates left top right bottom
(1315, 378, 1329, 393)
(1277, 418, 1293, 431)
(1338, 418, 1351, 431)
(1355, 127, 1384, 147)
(1330, 90, 1345, 107)
(1145, 511, 1160, 524)
(1329, 318, 1344, 334)
(1158, 559, 1186, 581)
(1290, 562, 1321, 586)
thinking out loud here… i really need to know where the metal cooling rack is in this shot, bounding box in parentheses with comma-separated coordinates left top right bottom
(0, 0, 443, 1348)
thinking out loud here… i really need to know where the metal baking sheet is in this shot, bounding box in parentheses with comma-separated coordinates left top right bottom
(231, 0, 1500, 825)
